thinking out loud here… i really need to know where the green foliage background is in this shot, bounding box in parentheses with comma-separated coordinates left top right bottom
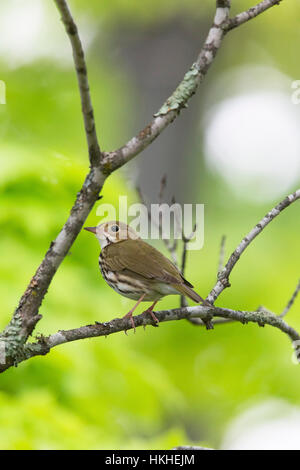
(0, 0, 299, 449)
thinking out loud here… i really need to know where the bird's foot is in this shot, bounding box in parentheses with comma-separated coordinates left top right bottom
(123, 311, 136, 333)
(142, 308, 159, 326)
(122, 293, 147, 333)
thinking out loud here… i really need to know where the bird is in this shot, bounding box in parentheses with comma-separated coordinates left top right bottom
(84, 221, 208, 330)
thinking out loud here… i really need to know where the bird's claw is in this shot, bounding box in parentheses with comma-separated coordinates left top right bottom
(123, 312, 136, 333)
(143, 309, 159, 326)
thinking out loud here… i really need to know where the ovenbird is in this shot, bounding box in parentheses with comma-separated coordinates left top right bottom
(85, 221, 208, 329)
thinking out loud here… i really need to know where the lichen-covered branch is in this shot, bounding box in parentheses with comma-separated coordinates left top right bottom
(1, 188, 299, 372)
(14, 302, 300, 368)
(0, 0, 289, 373)
(100, 2, 231, 173)
(0, 167, 106, 372)
(0, 0, 107, 371)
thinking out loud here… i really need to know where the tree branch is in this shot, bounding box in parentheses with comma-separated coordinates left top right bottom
(16, 302, 300, 367)
(0, 0, 289, 372)
(0, 0, 107, 370)
(99, 0, 283, 173)
(226, 0, 282, 31)
(1, 188, 297, 371)
(207, 190, 300, 304)
(100, 1, 231, 173)
(54, 0, 102, 166)
(280, 280, 300, 318)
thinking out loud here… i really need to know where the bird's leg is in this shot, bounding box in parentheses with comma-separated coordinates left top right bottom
(123, 293, 146, 332)
(142, 300, 159, 324)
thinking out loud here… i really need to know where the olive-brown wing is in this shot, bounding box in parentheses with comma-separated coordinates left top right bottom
(102, 239, 187, 285)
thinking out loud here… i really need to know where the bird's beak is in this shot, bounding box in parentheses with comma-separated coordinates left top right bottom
(84, 226, 97, 234)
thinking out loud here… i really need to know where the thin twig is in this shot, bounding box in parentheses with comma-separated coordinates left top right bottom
(218, 235, 226, 277)
(226, 0, 282, 31)
(280, 280, 300, 318)
(136, 180, 179, 266)
(180, 236, 189, 309)
(180, 223, 197, 308)
(54, 0, 101, 166)
(208, 190, 300, 304)
(181, 223, 197, 275)
(159, 174, 167, 202)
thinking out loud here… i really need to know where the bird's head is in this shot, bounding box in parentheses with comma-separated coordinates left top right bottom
(84, 220, 140, 248)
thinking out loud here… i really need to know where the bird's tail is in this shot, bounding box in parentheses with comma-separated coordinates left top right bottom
(174, 283, 211, 306)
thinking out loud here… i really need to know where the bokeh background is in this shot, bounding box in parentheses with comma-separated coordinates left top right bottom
(0, 0, 300, 450)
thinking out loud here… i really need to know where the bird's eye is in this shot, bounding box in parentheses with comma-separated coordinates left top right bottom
(111, 225, 119, 233)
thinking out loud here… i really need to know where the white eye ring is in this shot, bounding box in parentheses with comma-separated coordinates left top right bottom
(110, 225, 119, 233)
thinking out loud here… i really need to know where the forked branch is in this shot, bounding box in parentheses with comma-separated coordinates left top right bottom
(0, 0, 293, 373)
(14, 188, 300, 367)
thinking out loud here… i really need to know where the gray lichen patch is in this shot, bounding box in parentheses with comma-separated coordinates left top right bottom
(0, 312, 24, 365)
(154, 63, 200, 116)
